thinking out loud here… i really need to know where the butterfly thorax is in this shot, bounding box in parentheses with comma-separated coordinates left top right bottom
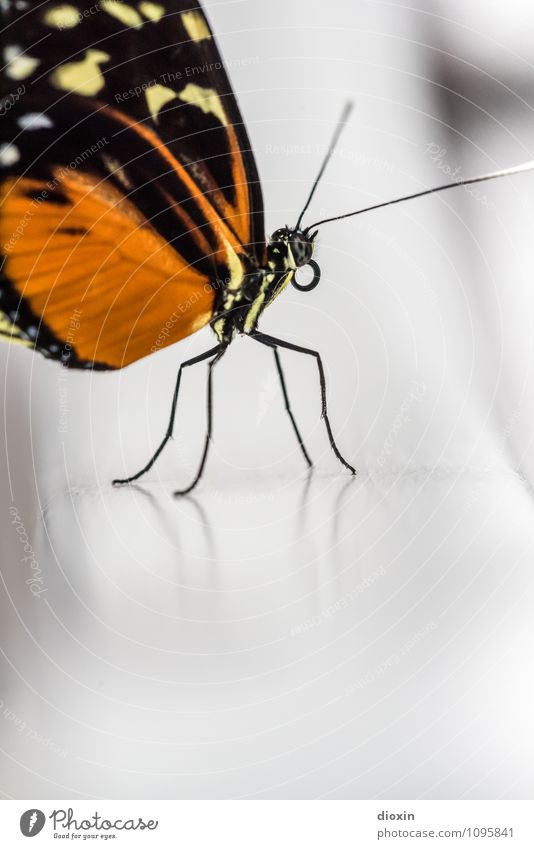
(212, 228, 317, 344)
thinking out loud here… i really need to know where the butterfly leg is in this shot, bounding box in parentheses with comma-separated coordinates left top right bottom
(252, 331, 356, 475)
(255, 337, 313, 468)
(272, 347, 313, 468)
(113, 343, 224, 487)
(174, 346, 226, 497)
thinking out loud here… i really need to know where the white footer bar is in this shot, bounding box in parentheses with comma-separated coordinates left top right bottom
(1, 800, 533, 847)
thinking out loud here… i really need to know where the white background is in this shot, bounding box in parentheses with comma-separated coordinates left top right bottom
(1, 0, 534, 798)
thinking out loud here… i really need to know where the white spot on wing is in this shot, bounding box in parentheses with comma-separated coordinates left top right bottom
(0, 142, 20, 166)
(17, 112, 53, 130)
(3, 45, 40, 80)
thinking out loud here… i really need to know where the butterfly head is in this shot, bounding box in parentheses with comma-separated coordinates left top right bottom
(267, 227, 321, 291)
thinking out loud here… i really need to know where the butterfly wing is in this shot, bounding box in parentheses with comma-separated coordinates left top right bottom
(0, 0, 265, 368)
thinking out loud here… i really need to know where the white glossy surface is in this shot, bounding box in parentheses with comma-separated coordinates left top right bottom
(1, 471, 534, 798)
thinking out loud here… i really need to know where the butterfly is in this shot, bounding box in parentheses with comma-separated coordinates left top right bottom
(1, 1, 533, 494)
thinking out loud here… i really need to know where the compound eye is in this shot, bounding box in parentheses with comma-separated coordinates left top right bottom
(290, 239, 312, 267)
(291, 259, 321, 292)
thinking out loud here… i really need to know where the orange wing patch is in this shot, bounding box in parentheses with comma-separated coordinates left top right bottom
(102, 103, 247, 254)
(107, 97, 251, 247)
(0, 171, 215, 368)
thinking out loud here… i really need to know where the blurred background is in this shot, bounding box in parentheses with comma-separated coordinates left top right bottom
(1, 0, 534, 799)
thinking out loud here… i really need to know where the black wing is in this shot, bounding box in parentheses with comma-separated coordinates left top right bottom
(0, 0, 265, 368)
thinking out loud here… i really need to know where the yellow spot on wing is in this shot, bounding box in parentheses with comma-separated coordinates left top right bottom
(218, 241, 245, 323)
(224, 241, 244, 292)
(178, 83, 226, 126)
(145, 84, 177, 122)
(51, 49, 110, 95)
(138, 1, 164, 21)
(101, 0, 143, 28)
(181, 10, 211, 42)
(44, 5, 80, 28)
(0, 313, 31, 348)
(5, 53, 39, 80)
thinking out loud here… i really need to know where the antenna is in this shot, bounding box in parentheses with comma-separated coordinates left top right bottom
(305, 160, 534, 230)
(295, 100, 354, 230)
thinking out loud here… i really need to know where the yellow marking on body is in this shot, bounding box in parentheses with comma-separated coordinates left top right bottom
(243, 293, 265, 334)
(51, 50, 110, 95)
(178, 83, 226, 126)
(243, 274, 275, 334)
(213, 317, 225, 341)
(138, 1, 164, 21)
(266, 271, 293, 307)
(44, 5, 80, 28)
(181, 10, 211, 42)
(0, 313, 31, 347)
(5, 53, 39, 80)
(101, 0, 143, 28)
(145, 84, 177, 122)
